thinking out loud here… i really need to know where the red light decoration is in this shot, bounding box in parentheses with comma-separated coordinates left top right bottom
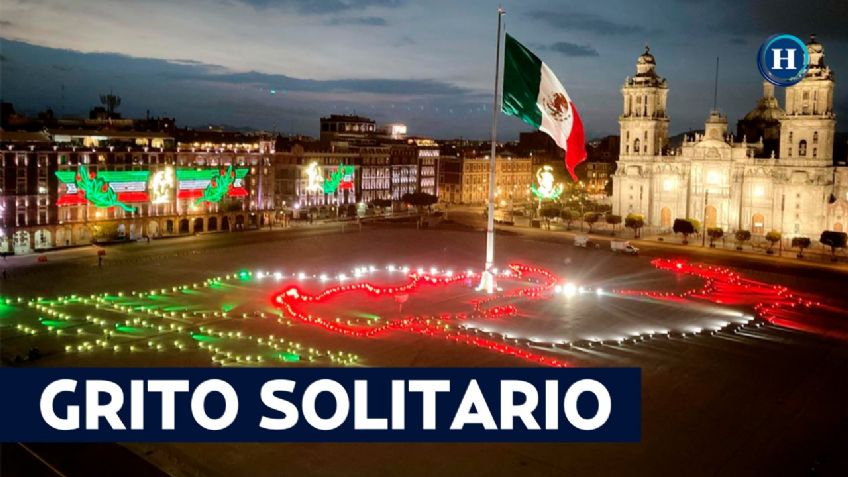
(272, 263, 567, 367)
(615, 259, 848, 340)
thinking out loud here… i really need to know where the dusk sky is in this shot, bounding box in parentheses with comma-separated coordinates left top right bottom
(1, 0, 846, 139)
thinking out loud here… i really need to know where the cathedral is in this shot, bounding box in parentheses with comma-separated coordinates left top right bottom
(611, 36, 848, 239)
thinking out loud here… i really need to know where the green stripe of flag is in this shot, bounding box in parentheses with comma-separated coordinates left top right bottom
(55, 170, 150, 183)
(176, 168, 249, 180)
(502, 33, 543, 129)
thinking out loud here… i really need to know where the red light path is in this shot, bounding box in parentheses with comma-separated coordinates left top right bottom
(616, 259, 848, 341)
(273, 263, 566, 367)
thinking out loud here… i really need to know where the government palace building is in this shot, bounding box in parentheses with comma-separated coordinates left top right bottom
(612, 35, 848, 239)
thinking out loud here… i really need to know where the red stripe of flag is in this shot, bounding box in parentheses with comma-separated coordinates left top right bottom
(565, 102, 587, 181)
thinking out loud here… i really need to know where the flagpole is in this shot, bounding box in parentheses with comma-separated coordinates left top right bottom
(478, 6, 505, 294)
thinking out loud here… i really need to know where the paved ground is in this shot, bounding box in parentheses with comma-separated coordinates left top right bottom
(1, 221, 847, 476)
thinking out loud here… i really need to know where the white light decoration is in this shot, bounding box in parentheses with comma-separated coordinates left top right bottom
(531, 165, 564, 200)
(305, 162, 324, 192)
(706, 170, 721, 185)
(149, 166, 175, 204)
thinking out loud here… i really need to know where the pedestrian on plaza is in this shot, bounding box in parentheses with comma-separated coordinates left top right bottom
(98, 255, 103, 268)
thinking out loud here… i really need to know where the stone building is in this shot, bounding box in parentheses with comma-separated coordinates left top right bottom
(612, 36, 848, 238)
(438, 155, 533, 205)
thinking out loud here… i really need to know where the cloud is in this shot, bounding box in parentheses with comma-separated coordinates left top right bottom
(187, 70, 468, 96)
(325, 16, 388, 26)
(540, 42, 599, 57)
(527, 9, 647, 36)
(233, 0, 405, 15)
(393, 35, 415, 47)
(704, 0, 848, 40)
(2, 38, 469, 97)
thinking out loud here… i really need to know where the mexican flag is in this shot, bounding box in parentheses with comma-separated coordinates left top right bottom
(502, 33, 587, 180)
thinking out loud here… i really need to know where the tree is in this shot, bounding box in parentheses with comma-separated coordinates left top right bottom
(687, 218, 701, 235)
(539, 205, 561, 230)
(673, 218, 696, 244)
(707, 227, 723, 247)
(734, 230, 751, 251)
(765, 230, 782, 254)
(402, 192, 438, 211)
(605, 214, 622, 235)
(820, 231, 848, 262)
(560, 208, 579, 230)
(791, 236, 811, 259)
(583, 212, 600, 233)
(624, 213, 644, 238)
(345, 203, 357, 218)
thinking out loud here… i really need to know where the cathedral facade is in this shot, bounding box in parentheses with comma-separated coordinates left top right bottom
(611, 37, 848, 239)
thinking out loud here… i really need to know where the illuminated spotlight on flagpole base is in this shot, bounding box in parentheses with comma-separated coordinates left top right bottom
(476, 268, 499, 294)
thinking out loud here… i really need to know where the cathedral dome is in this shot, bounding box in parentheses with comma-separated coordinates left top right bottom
(742, 85, 784, 122)
(637, 46, 656, 65)
(742, 102, 784, 122)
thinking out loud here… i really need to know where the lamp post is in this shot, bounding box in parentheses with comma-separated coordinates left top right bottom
(702, 189, 709, 247)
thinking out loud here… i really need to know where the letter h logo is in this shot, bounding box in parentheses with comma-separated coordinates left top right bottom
(771, 48, 796, 70)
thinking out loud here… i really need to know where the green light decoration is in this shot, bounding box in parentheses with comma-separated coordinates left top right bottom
(191, 333, 221, 343)
(531, 165, 564, 200)
(278, 352, 301, 362)
(195, 165, 236, 205)
(322, 164, 355, 194)
(74, 165, 137, 212)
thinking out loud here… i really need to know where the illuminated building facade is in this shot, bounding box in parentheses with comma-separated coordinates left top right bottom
(438, 156, 533, 205)
(612, 37, 848, 238)
(0, 110, 439, 253)
(0, 129, 272, 254)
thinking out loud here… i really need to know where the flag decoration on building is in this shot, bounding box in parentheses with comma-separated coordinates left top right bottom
(502, 33, 587, 180)
(176, 167, 249, 202)
(323, 164, 355, 194)
(56, 166, 149, 210)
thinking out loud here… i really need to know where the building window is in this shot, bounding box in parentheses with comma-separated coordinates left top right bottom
(799, 140, 807, 157)
(813, 131, 818, 144)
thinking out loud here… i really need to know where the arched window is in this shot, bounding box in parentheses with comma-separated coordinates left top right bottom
(661, 207, 671, 228)
(789, 132, 793, 142)
(752, 213, 765, 235)
(799, 140, 807, 157)
(813, 148, 817, 158)
(813, 131, 818, 144)
(634, 138, 641, 153)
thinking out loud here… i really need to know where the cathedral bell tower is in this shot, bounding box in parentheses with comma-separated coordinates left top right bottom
(779, 34, 836, 163)
(619, 46, 670, 158)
